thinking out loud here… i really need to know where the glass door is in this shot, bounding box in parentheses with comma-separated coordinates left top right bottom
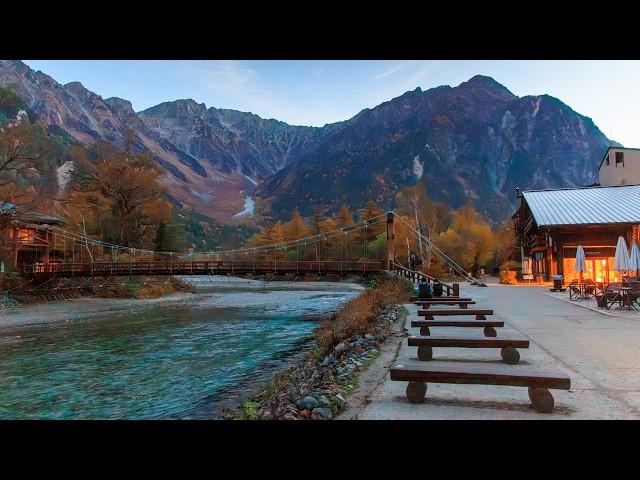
(586, 257, 609, 284)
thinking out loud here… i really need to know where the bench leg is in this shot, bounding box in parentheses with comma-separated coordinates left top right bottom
(424, 304, 431, 309)
(420, 326, 430, 336)
(424, 315, 434, 320)
(460, 303, 467, 309)
(500, 346, 520, 364)
(483, 326, 497, 337)
(476, 314, 486, 320)
(417, 345, 433, 361)
(528, 387, 554, 413)
(406, 381, 427, 403)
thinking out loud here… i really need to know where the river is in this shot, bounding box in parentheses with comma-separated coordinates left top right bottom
(0, 277, 363, 419)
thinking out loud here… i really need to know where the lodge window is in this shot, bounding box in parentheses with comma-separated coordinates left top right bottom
(606, 154, 610, 166)
(616, 151, 624, 167)
(17, 228, 36, 243)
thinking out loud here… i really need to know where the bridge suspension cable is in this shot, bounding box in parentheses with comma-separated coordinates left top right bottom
(41, 211, 389, 260)
(390, 211, 476, 282)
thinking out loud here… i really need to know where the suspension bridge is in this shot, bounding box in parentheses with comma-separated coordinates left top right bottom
(13, 212, 476, 295)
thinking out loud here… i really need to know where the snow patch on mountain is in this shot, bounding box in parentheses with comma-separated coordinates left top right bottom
(56, 161, 74, 191)
(243, 174, 258, 186)
(412, 155, 424, 179)
(233, 193, 255, 218)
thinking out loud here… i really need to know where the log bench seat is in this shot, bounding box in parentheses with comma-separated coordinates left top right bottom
(407, 335, 529, 364)
(411, 319, 504, 337)
(389, 363, 570, 413)
(418, 309, 494, 320)
(417, 300, 476, 309)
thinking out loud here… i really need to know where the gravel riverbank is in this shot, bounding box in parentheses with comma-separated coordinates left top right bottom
(233, 302, 407, 420)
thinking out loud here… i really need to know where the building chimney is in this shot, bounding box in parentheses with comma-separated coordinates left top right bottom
(515, 187, 521, 198)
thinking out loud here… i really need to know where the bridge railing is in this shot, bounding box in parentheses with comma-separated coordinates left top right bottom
(390, 263, 457, 297)
(22, 260, 385, 277)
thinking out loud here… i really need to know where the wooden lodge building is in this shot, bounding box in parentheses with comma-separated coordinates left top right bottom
(512, 147, 640, 284)
(0, 203, 65, 271)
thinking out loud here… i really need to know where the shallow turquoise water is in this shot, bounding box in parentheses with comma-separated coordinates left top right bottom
(0, 282, 360, 419)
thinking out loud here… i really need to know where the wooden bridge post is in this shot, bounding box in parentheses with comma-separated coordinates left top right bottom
(386, 212, 395, 270)
(453, 283, 460, 297)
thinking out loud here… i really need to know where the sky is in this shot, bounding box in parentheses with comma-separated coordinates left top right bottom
(23, 60, 640, 147)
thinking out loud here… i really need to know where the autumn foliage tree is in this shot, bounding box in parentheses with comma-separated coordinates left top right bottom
(67, 138, 172, 248)
(433, 203, 496, 277)
(0, 113, 49, 212)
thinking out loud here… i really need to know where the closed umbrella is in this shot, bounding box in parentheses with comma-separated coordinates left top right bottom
(575, 245, 586, 282)
(614, 236, 631, 278)
(630, 243, 640, 277)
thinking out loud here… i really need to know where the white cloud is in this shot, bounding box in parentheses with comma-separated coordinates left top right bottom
(374, 61, 412, 79)
(167, 60, 308, 123)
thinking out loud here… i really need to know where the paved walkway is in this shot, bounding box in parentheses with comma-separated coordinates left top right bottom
(356, 281, 640, 419)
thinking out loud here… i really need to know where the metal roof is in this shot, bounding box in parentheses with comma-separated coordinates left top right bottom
(522, 184, 640, 227)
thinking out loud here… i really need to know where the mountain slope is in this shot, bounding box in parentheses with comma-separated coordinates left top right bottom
(0, 60, 267, 221)
(0, 61, 618, 224)
(138, 100, 342, 180)
(255, 75, 618, 221)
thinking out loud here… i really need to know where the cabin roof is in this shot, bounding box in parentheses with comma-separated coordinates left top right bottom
(18, 211, 65, 225)
(521, 184, 640, 227)
(0, 203, 64, 225)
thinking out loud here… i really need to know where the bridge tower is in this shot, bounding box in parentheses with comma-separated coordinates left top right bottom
(386, 212, 395, 270)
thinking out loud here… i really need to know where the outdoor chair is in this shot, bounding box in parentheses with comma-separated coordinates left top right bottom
(569, 280, 581, 300)
(597, 283, 625, 310)
(626, 281, 640, 309)
(595, 291, 617, 309)
(584, 279, 596, 297)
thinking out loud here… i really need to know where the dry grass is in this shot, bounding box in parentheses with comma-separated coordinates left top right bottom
(315, 276, 412, 351)
(87, 275, 195, 299)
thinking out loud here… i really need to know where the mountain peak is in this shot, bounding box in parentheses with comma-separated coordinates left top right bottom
(460, 75, 515, 97)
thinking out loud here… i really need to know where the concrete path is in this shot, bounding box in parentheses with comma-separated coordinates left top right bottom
(356, 281, 640, 419)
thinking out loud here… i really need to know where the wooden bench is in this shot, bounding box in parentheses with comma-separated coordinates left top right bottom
(390, 363, 570, 413)
(407, 335, 529, 364)
(418, 309, 493, 320)
(411, 319, 504, 337)
(416, 300, 476, 309)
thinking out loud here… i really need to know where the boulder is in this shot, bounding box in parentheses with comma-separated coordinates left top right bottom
(311, 407, 333, 420)
(334, 342, 349, 356)
(295, 396, 318, 410)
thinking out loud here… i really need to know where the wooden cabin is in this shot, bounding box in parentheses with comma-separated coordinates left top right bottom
(512, 184, 640, 283)
(0, 203, 65, 272)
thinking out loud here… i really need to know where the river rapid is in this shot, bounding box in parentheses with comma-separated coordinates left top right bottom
(0, 276, 363, 419)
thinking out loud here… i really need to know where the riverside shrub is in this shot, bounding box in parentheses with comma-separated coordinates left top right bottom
(315, 276, 412, 350)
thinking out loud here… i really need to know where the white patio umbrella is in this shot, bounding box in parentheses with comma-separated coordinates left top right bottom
(629, 243, 640, 276)
(614, 236, 631, 278)
(575, 245, 586, 282)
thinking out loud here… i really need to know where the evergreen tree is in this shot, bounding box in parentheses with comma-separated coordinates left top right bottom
(155, 222, 188, 252)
